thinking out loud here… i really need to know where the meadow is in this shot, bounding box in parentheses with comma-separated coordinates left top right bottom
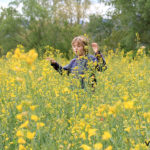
(0, 45, 150, 150)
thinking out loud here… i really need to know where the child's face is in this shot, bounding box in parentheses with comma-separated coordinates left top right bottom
(72, 42, 85, 56)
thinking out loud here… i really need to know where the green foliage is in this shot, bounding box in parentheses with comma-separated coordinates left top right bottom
(1, 0, 150, 57)
(0, 0, 88, 58)
(100, 0, 150, 53)
(85, 14, 114, 51)
(0, 7, 24, 55)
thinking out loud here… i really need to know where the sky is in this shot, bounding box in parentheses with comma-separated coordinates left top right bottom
(0, 0, 113, 17)
(0, 0, 11, 8)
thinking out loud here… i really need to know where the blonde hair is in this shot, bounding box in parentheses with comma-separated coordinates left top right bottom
(71, 35, 89, 54)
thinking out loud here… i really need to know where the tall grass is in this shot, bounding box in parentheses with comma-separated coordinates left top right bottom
(0, 46, 149, 150)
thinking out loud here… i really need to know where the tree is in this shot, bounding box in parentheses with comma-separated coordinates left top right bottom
(0, 7, 24, 55)
(0, 0, 90, 57)
(85, 14, 114, 51)
(99, 0, 150, 53)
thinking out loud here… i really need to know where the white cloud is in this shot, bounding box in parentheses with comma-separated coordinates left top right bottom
(0, 0, 12, 8)
(87, 3, 113, 18)
(0, 0, 23, 14)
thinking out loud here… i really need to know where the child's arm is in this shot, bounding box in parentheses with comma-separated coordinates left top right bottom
(46, 58, 71, 75)
(92, 43, 107, 72)
(95, 51, 107, 71)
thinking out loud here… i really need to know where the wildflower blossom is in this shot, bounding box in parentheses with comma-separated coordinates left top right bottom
(124, 101, 134, 109)
(19, 144, 26, 150)
(102, 131, 112, 140)
(80, 144, 91, 150)
(105, 146, 112, 150)
(94, 143, 103, 150)
(26, 131, 36, 140)
(16, 105, 23, 111)
(88, 128, 97, 139)
(19, 120, 29, 128)
(37, 122, 45, 129)
(18, 138, 26, 144)
(16, 130, 24, 137)
(31, 115, 38, 122)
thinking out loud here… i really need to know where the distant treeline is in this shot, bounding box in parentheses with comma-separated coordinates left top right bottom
(0, 0, 150, 58)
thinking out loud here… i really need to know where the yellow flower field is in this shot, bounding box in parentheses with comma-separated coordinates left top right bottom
(0, 45, 150, 150)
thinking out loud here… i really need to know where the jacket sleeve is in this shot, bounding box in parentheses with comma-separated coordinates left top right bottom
(51, 61, 72, 75)
(95, 51, 107, 72)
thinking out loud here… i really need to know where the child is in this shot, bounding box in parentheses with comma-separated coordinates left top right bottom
(47, 35, 107, 89)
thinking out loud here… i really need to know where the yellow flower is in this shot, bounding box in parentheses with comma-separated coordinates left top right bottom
(63, 87, 70, 93)
(81, 104, 87, 111)
(134, 143, 147, 150)
(18, 138, 26, 144)
(124, 101, 134, 109)
(19, 120, 29, 128)
(25, 49, 38, 65)
(19, 144, 26, 150)
(6, 137, 9, 141)
(124, 127, 131, 132)
(143, 112, 150, 118)
(105, 146, 112, 150)
(37, 122, 45, 129)
(16, 105, 23, 111)
(16, 130, 24, 137)
(31, 115, 38, 122)
(102, 131, 112, 140)
(26, 131, 36, 140)
(122, 95, 128, 101)
(80, 144, 91, 150)
(16, 114, 23, 120)
(20, 54, 26, 60)
(26, 58, 33, 65)
(80, 132, 86, 140)
(2, 108, 5, 113)
(14, 48, 21, 58)
(28, 49, 38, 60)
(88, 128, 97, 139)
(94, 143, 103, 150)
(6, 52, 13, 58)
(30, 105, 38, 111)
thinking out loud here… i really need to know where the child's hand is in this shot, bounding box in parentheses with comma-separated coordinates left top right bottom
(46, 57, 57, 64)
(92, 43, 99, 53)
